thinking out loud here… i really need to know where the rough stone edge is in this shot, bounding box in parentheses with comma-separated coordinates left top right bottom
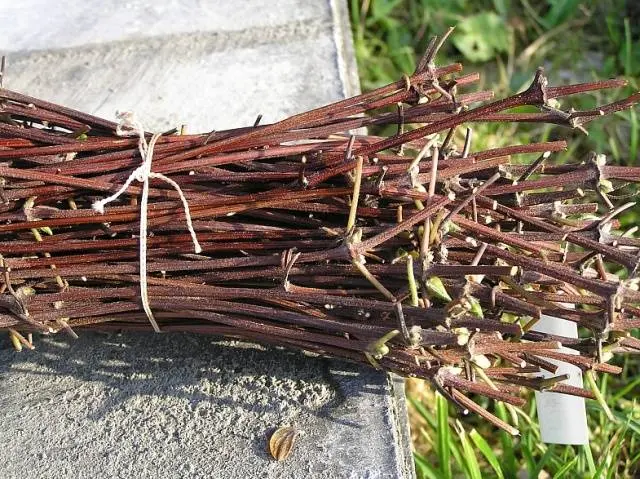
(329, 1, 416, 477)
(329, 0, 361, 98)
(390, 374, 417, 478)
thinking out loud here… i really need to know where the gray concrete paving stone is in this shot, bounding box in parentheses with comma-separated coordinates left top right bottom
(0, 1, 415, 477)
(1, 333, 414, 478)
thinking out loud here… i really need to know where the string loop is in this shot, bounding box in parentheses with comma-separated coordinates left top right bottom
(93, 112, 201, 332)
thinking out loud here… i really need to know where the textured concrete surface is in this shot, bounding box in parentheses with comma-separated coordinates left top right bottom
(0, 1, 414, 478)
(1, 334, 413, 478)
(2, 1, 359, 133)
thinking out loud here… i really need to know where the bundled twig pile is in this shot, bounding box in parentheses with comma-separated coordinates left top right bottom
(1, 34, 639, 432)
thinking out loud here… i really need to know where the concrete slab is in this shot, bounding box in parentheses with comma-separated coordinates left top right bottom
(1, 334, 414, 478)
(0, 1, 414, 477)
(2, 0, 359, 132)
(2, 1, 332, 51)
(6, 27, 344, 132)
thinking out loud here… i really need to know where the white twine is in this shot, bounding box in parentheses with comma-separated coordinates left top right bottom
(93, 112, 202, 332)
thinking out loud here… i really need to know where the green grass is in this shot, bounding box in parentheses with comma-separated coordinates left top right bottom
(349, 1, 640, 477)
(408, 370, 640, 477)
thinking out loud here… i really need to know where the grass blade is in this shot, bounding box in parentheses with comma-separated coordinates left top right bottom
(586, 370, 616, 422)
(553, 457, 578, 479)
(495, 401, 518, 477)
(583, 444, 596, 477)
(455, 420, 482, 479)
(603, 428, 627, 479)
(414, 452, 440, 479)
(629, 108, 638, 166)
(610, 376, 640, 403)
(623, 17, 632, 77)
(469, 428, 504, 479)
(436, 391, 452, 479)
(521, 431, 536, 475)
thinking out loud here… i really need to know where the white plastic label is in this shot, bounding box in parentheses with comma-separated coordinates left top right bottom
(532, 314, 589, 445)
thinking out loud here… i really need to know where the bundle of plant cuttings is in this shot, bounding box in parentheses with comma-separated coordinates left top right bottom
(1, 34, 639, 433)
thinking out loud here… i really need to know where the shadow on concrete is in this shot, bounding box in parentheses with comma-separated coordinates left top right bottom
(0, 331, 388, 428)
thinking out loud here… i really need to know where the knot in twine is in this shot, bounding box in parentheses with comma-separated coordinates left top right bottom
(93, 112, 202, 332)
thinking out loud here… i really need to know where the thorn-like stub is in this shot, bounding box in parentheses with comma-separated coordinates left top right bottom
(527, 67, 549, 105)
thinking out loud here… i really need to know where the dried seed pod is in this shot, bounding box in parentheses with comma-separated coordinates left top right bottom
(268, 426, 298, 461)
